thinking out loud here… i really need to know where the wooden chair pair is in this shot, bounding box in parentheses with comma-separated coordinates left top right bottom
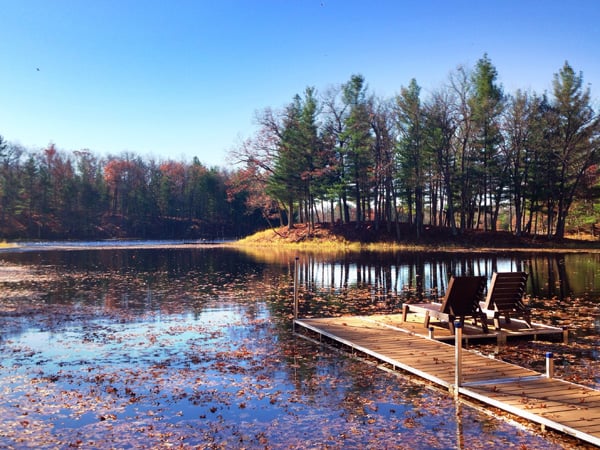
(401, 272, 530, 334)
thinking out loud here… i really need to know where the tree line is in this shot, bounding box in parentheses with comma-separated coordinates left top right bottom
(0, 140, 263, 240)
(1, 55, 598, 241)
(233, 55, 600, 239)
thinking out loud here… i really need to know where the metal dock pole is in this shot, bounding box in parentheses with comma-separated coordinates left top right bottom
(293, 257, 299, 331)
(546, 352, 554, 379)
(454, 321, 463, 394)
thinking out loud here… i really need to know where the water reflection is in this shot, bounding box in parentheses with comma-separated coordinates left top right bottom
(235, 248, 600, 301)
(0, 244, 595, 448)
(2, 246, 600, 311)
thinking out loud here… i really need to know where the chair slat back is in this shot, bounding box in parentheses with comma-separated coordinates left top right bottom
(440, 276, 487, 316)
(483, 272, 528, 311)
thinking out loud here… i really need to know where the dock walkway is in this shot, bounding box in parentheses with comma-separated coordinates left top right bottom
(294, 315, 600, 447)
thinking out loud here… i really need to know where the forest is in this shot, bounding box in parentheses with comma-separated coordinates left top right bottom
(235, 55, 600, 240)
(0, 55, 598, 241)
(0, 141, 264, 240)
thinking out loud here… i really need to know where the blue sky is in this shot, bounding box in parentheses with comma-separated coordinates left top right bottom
(1, 0, 599, 168)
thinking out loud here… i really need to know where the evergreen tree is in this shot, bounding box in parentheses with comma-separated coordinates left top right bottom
(396, 78, 427, 238)
(340, 74, 373, 225)
(469, 54, 504, 231)
(548, 62, 600, 238)
(268, 97, 303, 228)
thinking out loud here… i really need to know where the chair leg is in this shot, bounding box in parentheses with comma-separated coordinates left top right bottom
(493, 312, 501, 330)
(480, 313, 489, 333)
(423, 311, 431, 328)
(448, 315, 456, 335)
(402, 304, 409, 322)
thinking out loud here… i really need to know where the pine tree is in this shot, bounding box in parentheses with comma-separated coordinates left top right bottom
(549, 62, 600, 238)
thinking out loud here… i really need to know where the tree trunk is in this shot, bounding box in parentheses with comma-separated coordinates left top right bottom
(330, 199, 335, 224)
(287, 199, 294, 230)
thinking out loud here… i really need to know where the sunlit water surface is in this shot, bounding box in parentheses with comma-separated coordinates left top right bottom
(0, 243, 597, 448)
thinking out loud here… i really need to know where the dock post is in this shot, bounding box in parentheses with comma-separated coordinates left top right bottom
(454, 321, 463, 392)
(546, 352, 554, 379)
(428, 326, 434, 339)
(293, 257, 299, 330)
(496, 330, 506, 348)
(562, 327, 569, 344)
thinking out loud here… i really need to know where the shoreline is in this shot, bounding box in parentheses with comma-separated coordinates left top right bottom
(231, 223, 600, 253)
(0, 239, 599, 254)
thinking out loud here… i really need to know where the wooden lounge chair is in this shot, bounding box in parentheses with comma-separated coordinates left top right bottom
(480, 272, 531, 329)
(401, 275, 488, 334)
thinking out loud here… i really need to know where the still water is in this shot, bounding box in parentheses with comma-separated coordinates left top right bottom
(0, 243, 598, 448)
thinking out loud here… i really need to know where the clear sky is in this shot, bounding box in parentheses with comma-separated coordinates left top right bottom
(1, 0, 599, 168)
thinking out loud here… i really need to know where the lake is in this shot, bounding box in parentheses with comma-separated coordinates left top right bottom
(0, 243, 598, 448)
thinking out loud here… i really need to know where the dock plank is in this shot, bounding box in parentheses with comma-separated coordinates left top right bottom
(295, 314, 600, 447)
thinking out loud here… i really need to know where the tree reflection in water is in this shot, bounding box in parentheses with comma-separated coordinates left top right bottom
(0, 244, 596, 448)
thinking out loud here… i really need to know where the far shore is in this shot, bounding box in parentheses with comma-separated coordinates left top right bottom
(2, 223, 600, 253)
(231, 223, 600, 253)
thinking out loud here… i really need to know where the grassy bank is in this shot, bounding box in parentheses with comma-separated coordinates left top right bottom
(232, 223, 600, 253)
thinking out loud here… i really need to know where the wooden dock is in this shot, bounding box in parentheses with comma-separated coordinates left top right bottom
(294, 315, 600, 447)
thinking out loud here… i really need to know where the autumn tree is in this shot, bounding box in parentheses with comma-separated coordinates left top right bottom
(369, 97, 397, 234)
(39, 144, 79, 233)
(104, 154, 152, 224)
(448, 66, 480, 231)
(501, 91, 550, 236)
(158, 161, 187, 217)
(0, 138, 22, 224)
(227, 161, 277, 229)
(424, 88, 459, 234)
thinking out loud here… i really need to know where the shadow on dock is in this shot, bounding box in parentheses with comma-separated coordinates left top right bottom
(377, 312, 568, 345)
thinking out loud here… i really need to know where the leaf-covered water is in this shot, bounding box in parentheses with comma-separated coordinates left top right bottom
(0, 245, 596, 448)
